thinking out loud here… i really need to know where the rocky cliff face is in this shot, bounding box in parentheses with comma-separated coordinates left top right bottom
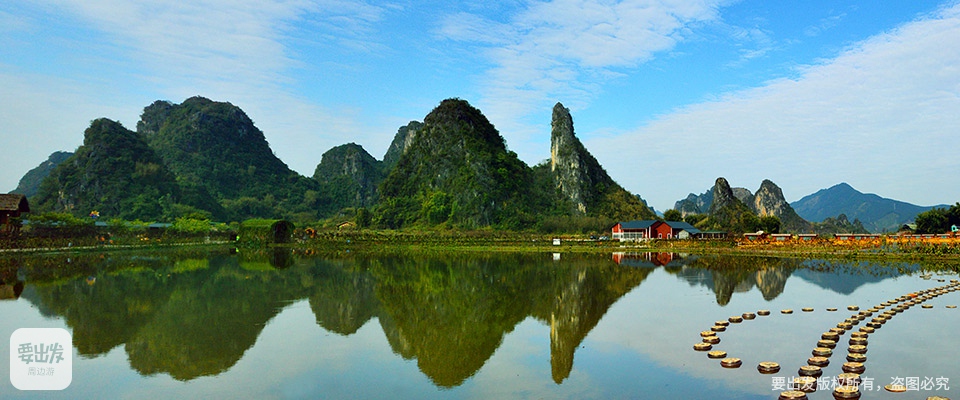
(675, 192, 711, 216)
(382, 121, 423, 172)
(14, 151, 73, 197)
(677, 178, 814, 233)
(313, 143, 382, 208)
(550, 103, 654, 220)
(701, 177, 760, 233)
(752, 179, 812, 232)
(709, 178, 739, 214)
(751, 179, 793, 217)
(135, 100, 174, 136)
(752, 179, 790, 216)
(676, 185, 752, 216)
(550, 103, 607, 214)
(733, 188, 754, 208)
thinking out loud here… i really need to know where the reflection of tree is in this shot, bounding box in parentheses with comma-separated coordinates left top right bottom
(270, 247, 294, 269)
(306, 259, 379, 335)
(0, 258, 20, 284)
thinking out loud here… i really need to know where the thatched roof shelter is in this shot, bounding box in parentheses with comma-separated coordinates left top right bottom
(0, 194, 29, 233)
(0, 194, 29, 214)
(1, 193, 29, 218)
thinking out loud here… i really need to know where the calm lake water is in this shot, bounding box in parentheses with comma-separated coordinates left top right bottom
(1, 248, 958, 399)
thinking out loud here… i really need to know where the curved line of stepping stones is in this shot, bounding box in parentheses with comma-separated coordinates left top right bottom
(692, 279, 960, 400)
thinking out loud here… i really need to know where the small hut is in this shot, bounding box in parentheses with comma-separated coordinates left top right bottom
(0, 194, 30, 234)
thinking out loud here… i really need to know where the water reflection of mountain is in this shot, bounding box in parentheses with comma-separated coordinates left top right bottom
(19, 252, 307, 380)
(613, 253, 798, 304)
(307, 259, 379, 335)
(792, 260, 922, 295)
(371, 253, 653, 386)
(663, 255, 926, 303)
(668, 255, 799, 304)
(533, 260, 653, 383)
(10, 250, 651, 386)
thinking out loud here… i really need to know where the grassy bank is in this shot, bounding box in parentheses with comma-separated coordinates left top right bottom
(4, 227, 960, 263)
(283, 229, 960, 262)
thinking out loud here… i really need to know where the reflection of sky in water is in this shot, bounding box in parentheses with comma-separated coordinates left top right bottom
(589, 266, 959, 399)
(0, 253, 957, 399)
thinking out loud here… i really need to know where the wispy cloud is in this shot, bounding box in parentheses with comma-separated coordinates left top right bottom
(590, 3, 960, 209)
(0, 0, 395, 186)
(804, 10, 847, 37)
(0, 9, 31, 33)
(440, 0, 729, 147)
(44, 0, 387, 89)
(726, 25, 776, 66)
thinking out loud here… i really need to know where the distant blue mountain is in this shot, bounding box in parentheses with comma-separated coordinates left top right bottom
(790, 183, 948, 233)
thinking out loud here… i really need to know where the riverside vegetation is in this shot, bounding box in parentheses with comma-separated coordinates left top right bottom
(5, 217, 959, 266)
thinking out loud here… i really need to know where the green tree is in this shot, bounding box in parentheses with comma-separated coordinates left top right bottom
(355, 208, 371, 229)
(32, 119, 181, 221)
(740, 212, 761, 233)
(422, 191, 452, 224)
(172, 216, 212, 235)
(663, 209, 682, 222)
(684, 214, 707, 226)
(915, 203, 960, 234)
(758, 215, 781, 234)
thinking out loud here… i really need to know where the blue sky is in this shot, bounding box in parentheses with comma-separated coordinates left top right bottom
(2, 0, 959, 212)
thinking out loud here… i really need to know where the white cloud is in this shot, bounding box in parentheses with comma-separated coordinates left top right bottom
(725, 25, 776, 66)
(589, 3, 960, 209)
(0, 0, 396, 190)
(44, 0, 387, 89)
(804, 11, 847, 37)
(441, 0, 729, 157)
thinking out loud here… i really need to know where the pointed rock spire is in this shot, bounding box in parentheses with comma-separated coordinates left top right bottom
(709, 177, 738, 214)
(550, 102, 608, 214)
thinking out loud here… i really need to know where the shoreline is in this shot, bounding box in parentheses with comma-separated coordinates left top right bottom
(0, 240, 232, 254)
(2, 232, 958, 263)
